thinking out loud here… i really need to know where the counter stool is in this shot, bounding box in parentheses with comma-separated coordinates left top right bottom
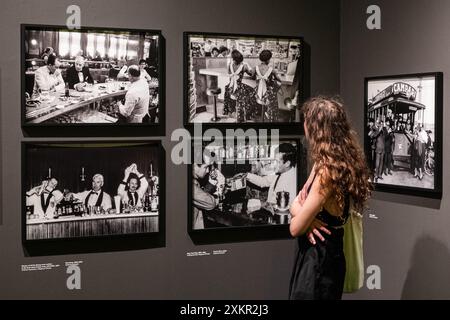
(207, 88, 222, 122)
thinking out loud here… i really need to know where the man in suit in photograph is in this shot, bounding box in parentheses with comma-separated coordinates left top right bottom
(66, 55, 94, 91)
(370, 119, 387, 182)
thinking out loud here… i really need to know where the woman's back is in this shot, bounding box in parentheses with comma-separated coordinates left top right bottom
(229, 62, 242, 74)
(289, 96, 371, 300)
(257, 63, 270, 74)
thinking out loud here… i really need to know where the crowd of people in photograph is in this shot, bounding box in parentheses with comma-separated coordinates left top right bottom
(367, 115, 434, 182)
(191, 40, 231, 58)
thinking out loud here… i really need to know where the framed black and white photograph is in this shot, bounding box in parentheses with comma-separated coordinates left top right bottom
(364, 72, 443, 198)
(23, 141, 163, 242)
(188, 137, 306, 233)
(184, 32, 303, 126)
(21, 24, 163, 130)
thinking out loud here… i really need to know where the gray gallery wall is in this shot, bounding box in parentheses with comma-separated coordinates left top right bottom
(341, 0, 450, 299)
(0, 0, 340, 299)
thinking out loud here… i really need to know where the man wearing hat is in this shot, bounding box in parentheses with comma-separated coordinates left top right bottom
(367, 117, 376, 173)
(384, 120, 395, 176)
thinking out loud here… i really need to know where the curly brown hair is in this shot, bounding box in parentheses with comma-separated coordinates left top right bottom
(302, 96, 372, 212)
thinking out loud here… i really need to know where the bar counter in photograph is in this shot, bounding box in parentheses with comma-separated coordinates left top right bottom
(203, 204, 290, 229)
(26, 211, 159, 240)
(25, 80, 159, 124)
(199, 67, 295, 87)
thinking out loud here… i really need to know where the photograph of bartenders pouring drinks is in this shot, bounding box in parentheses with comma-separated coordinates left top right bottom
(190, 139, 304, 230)
(22, 25, 161, 125)
(186, 32, 302, 124)
(24, 142, 161, 241)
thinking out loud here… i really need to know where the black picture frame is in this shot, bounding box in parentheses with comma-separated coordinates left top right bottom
(183, 31, 304, 131)
(21, 24, 165, 137)
(22, 140, 165, 249)
(364, 72, 443, 199)
(187, 136, 307, 243)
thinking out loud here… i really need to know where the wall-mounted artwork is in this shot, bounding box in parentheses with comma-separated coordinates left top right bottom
(188, 137, 306, 232)
(22, 24, 163, 130)
(23, 141, 163, 242)
(365, 72, 443, 198)
(184, 32, 303, 126)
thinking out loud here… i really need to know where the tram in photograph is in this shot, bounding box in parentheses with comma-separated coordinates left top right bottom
(367, 82, 430, 171)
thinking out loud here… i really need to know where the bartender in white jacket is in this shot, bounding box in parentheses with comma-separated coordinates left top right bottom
(117, 163, 149, 207)
(26, 178, 64, 220)
(70, 174, 112, 211)
(246, 143, 297, 208)
(117, 65, 150, 123)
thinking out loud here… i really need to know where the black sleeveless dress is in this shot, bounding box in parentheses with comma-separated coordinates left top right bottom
(288, 181, 349, 300)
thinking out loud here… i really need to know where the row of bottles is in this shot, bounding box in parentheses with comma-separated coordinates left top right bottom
(53, 194, 159, 218)
(54, 202, 109, 218)
(205, 144, 276, 161)
(118, 194, 159, 214)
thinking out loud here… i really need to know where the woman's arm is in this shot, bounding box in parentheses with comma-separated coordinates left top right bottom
(298, 163, 316, 205)
(227, 61, 232, 75)
(272, 68, 283, 83)
(306, 163, 317, 186)
(289, 172, 330, 237)
(244, 63, 254, 76)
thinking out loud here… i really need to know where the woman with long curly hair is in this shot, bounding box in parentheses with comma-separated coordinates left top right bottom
(289, 96, 372, 300)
